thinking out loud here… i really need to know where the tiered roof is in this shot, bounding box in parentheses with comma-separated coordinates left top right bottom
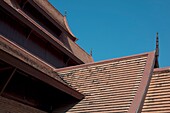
(1, 0, 93, 64)
(56, 52, 155, 112)
(32, 0, 77, 41)
(1, 0, 170, 113)
(0, 35, 83, 100)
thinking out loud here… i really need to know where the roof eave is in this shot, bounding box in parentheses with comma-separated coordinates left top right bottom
(0, 35, 84, 100)
(30, 0, 77, 42)
(0, 0, 86, 64)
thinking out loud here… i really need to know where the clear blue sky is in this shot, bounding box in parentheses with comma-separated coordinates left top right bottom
(49, 0, 170, 68)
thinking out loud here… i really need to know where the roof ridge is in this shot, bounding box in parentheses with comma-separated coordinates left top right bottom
(128, 51, 156, 112)
(55, 51, 154, 72)
(154, 66, 170, 72)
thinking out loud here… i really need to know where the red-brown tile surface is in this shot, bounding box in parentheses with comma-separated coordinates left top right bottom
(57, 53, 149, 112)
(142, 67, 170, 112)
(0, 96, 47, 113)
(2, 0, 93, 64)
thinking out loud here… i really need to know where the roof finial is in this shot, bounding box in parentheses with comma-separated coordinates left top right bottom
(90, 48, 93, 56)
(156, 32, 159, 57)
(155, 32, 159, 68)
(64, 10, 67, 17)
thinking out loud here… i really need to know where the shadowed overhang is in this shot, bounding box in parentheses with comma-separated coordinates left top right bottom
(0, 35, 84, 100)
(0, 0, 93, 64)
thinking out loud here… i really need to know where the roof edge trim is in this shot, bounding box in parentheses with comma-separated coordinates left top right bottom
(0, 1, 86, 64)
(128, 51, 156, 113)
(56, 52, 150, 72)
(63, 16, 78, 41)
(31, 0, 65, 27)
(0, 35, 84, 100)
(31, 0, 77, 42)
(154, 67, 170, 73)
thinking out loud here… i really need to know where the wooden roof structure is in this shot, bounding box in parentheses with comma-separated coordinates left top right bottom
(0, 0, 170, 113)
(0, 0, 93, 64)
(0, 35, 84, 100)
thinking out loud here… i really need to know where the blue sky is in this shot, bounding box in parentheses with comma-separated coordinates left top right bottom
(49, 0, 170, 68)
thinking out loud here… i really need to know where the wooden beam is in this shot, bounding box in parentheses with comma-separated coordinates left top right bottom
(0, 49, 84, 100)
(0, 66, 13, 71)
(0, 1, 84, 64)
(21, 0, 28, 9)
(0, 68, 17, 95)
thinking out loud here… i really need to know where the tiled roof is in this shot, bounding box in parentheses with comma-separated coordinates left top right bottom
(32, 0, 77, 40)
(0, 35, 84, 100)
(1, 0, 93, 64)
(32, 0, 66, 31)
(142, 67, 170, 112)
(56, 52, 155, 112)
(31, 0, 94, 63)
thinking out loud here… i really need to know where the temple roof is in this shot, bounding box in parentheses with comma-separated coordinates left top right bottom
(56, 51, 156, 112)
(142, 67, 170, 112)
(1, 0, 93, 64)
(0, 35, 84, 100)
(32, 0, 78, 41)
(2, 0, 170, 112)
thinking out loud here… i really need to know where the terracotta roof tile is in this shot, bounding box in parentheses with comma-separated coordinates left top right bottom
(142, 67, 170, 112)
(0, 96, 47, 113)
(57, 52, 155, 112)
